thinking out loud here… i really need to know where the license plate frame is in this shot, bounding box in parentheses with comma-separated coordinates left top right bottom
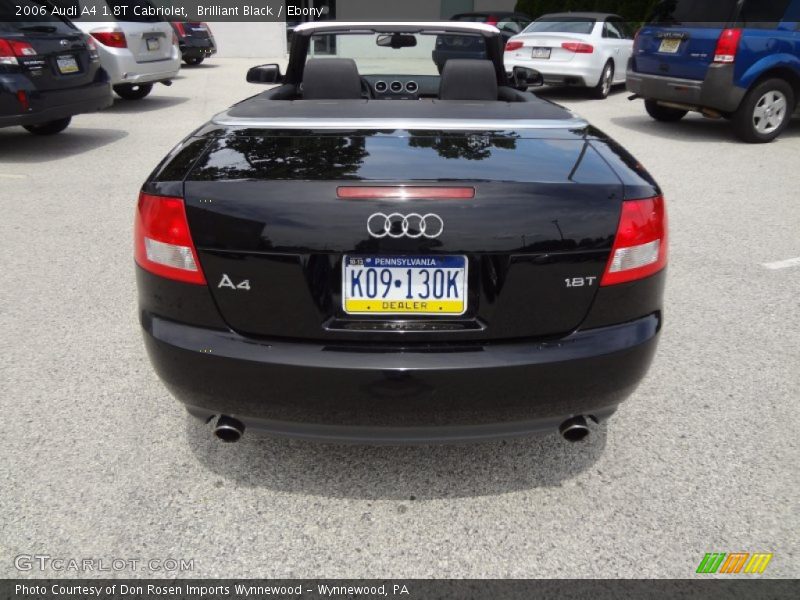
(146, 37, 160, 51)
(342, 255, 468, 316)
(531, 47, 551, 59)
(658, 38, 681, 54)
(56, 55, 79, 74)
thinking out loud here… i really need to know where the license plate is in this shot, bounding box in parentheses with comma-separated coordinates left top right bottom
(342, 255, 467, 315)
(531, 47, 551, 59)
(658, 38, 681, 54)
(146, 37, 160, 51)
(56, 55, 79, 74)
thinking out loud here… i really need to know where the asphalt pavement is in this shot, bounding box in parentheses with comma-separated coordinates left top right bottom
(1, 59, 798, 579)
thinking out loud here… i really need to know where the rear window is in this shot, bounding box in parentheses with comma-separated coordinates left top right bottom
(738, 0, 793, 29)
(648, 0, 739, 27)
(523, 18, 596, 35)
(0, 0, 76, 34)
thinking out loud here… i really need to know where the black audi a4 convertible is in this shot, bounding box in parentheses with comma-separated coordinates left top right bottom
(136, 22, 666, 444)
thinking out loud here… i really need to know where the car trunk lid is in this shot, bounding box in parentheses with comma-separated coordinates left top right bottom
(633, 0, 740, 81)
(182, 131, 625, 343)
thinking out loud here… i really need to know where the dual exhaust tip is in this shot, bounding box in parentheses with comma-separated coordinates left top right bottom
(213, 415, 245, 443)
(211, 414, 592, 443)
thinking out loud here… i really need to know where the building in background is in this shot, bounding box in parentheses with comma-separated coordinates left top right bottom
(211, 0, 518, 58)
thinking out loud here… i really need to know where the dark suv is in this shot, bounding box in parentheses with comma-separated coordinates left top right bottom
(0, 0, 112, 135)
(627, 0, 800, 143)
(169, 21, 216, 66)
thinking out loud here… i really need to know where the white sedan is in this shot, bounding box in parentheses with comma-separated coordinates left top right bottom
(504, 12, 634, 99)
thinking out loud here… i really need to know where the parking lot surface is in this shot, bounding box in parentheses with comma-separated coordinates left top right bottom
(1, 59, 798, 578)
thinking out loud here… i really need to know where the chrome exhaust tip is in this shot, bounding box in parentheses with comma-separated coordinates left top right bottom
(559, 416, 590, 442)
(213, 415, 244, 443)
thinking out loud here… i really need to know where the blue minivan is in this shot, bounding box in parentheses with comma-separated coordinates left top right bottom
(627, 0, 800, 142)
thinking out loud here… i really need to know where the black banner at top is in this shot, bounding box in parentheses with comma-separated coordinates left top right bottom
(2, 0, 800, 24)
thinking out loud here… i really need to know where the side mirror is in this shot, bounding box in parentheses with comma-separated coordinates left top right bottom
(247, 63, 282, 84)
(512, 66, 543, 90)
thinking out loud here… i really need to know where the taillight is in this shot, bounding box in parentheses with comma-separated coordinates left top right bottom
(633, 29, 642, 53)
(134, 193, 206, 285)
(601, 196, 667, 286)
(91, 30, 127, 49)
(713, 28, 742, 63)
(174, 22, 186, 37)
(486, 16, 498, 26)
(505, 40, 524, 52)
(562, 42, 594, 54)
(85, 35, 100, 60)
(0, 37, 37, 65)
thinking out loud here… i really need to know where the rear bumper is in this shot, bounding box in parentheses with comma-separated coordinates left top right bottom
(626, 62, 745, 113)
(505, 56, 603, 87)
(0, 76, 112, 128)
(98, 46, 181, 86)
(142, 311, 661, 443)
(180, 40, 217, 59)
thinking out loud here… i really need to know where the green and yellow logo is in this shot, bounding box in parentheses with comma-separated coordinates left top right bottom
(696, 552, 773, 574)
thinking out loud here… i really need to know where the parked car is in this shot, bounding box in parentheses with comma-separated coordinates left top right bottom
(504, 12, 635, 99)
(136, 22, 667, 444)
(169, 21, 216, 66)
(627, 0, 799, 143)
(0, 0, 112, 134)
(432, 11, 531, 73)
(68, 0, 180, 100)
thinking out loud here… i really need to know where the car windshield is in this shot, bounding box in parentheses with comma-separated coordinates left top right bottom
(523, 18, 596, 35)
(648, 0, 739, 26)
(308, 32, 487, 76)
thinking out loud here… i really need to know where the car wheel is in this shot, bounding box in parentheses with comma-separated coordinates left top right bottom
(732, 78, 794, 143)
(644, 100, 688, 122)
(184, 57, 204, 66)
(23, 117, 72, 135)
(113, 83, 154, 100)
(590, 62, 614, 99)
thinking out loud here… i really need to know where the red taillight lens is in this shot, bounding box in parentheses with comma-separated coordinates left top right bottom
(91, 30, 127, 49)
(486, 16, 498, 26)
(562, 42, 594, 54)
(633, 29, 642, 53)
(505, 40, 524, 52)
(337, 186, 475, 200)
(0, 37, 36, 64)
(713, 28, 742, 63)
(174, 22, 186, 37)
(134, 193, 206, 285)
(601, 196, 667, 286)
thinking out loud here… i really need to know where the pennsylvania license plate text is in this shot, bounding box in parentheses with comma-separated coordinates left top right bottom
(342, 256, 467, 315)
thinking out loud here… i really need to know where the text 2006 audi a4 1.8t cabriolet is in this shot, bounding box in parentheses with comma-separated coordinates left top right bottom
(135, 22, 667, 444)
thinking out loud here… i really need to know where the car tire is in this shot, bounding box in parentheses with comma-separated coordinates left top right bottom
(732, 78, 795, 144)
(113, 83, 154, 100)
(644, 100, 688, 122)
(184, 57, 204, 66)
(23, 117, 72, 135)
(590, 61, 614, 99)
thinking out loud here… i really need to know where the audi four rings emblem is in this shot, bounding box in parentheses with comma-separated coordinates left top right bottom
(367, 213, 444, 239)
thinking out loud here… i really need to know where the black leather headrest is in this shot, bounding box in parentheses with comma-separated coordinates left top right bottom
(439, 59, 498, 101)
(302, 58, 362, 100)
